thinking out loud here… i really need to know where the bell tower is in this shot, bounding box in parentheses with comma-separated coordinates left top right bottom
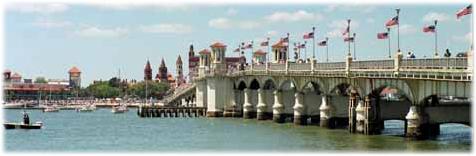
(176, 55, 184, 86)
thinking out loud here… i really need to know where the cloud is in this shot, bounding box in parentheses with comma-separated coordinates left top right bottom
(74, 26, 128, 38)
(226, 8, 238, 16)
(399, 24, 417, 35)
(208, 18, 260, 29)
(422, 12, 451, 22)
(452, 32, 472, 43)
(32, 18, 72, 28)
(265, 10, 323, 23)
(327, 20, 360, 38)
(6, 3, 69, 14)
(89, 3, 190, 11)
(139, 24, 192, 34)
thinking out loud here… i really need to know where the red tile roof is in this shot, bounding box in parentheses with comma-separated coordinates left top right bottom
(199, 49, 211, 54)
(254, 49, 267, 56)
(11, 72, 21, 78)
(272, 40, 288, 48)
(210, 42, 227, 48)
(68, 66, 81, 73)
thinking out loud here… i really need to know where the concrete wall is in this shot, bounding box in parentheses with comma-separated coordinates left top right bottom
(196, 80, 207, 107)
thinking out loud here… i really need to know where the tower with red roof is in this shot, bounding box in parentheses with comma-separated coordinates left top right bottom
(68, 66, 81, 88)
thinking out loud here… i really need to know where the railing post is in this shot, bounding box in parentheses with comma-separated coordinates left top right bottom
(310, 58, 315, 74)
(394, 51, 403, 77)
(266, 62, 269, 74)
(285, 60, 289, 75)
(345, 55, 352, 77)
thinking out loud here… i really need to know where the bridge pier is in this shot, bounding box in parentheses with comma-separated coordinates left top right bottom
(293, 91, 307, 125)
(405, 106, 440, 140)
(348, 95, 358, 133)
(256, 89, 268, 120)
(243, 89, 255, 119)
(272, 90, 285, 123)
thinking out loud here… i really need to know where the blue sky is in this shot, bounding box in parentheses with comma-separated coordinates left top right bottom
(3, 3, 473, 86)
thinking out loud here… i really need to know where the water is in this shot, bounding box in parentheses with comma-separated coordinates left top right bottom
(3, 109, 472, 152)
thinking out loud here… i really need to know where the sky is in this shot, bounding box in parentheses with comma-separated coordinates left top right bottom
(3, 2, 473, 86)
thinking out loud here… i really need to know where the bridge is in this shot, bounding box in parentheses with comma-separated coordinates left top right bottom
(146, 42, 472, 140)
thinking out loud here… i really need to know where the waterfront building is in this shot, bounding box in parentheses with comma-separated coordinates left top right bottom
(2, 68, 78, 101)
(188, 44, 199, 82)
(176, 55, 185, 87)
(156, 58, 168, 83)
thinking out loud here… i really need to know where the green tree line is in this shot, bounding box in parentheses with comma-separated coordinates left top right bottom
(79, 78, 170, 99)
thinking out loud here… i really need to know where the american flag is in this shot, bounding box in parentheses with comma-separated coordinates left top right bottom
(318, 40, 327, 46)
(422, 25, 436, 33)
(233, 47, 240, 52)
(342, 26, 350, 36)
(377, 32, 389, 39)
(303, 32, 314, 39)
(457, 5, 472, 19)
(385, 16, 399, 27)
(297, 43, 306, 49)
(282, 36, 289, 43)
(260, 41, 269, 46)
(243, 43, 253, 49)
(344, 37, 354, 42)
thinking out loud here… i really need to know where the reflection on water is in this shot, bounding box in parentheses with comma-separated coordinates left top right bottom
(3, 109, 472, 152)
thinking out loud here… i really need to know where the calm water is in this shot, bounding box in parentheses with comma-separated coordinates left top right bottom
(3, 108, 472, 152)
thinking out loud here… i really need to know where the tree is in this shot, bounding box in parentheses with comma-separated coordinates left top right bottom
(127, 80, 170, 99)
(34, 77, 48, 83)
(86, 81, 120, 98)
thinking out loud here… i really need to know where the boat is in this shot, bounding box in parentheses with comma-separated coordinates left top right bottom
(111, 104, 128, 113)
(76, 104, 96, 112)
(43, 105, 60, 112)
(3, 102, 27, 109)
(4, 122, 43, 129)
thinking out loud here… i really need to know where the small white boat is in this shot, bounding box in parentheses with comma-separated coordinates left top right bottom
(111, 104, 128, 113)
(43, 105, 60, 112)
(76, 104, 96, 112)
(3, 103, 27, 109)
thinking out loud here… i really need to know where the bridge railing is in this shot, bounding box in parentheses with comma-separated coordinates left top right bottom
(400, 58, 468, 70)
(269, 63, 286, 71)
(351, 59, 394, 69)
(289, 63, 311, 71)
(253, 64, 266, 71)
(315, 62, 346, 70)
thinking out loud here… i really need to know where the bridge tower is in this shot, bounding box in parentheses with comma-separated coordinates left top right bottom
(195, 49, 211, 109)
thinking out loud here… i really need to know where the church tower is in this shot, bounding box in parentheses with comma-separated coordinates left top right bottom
(188, 44, 195, 58)
(176, 55, 184, 86)
(144, 60, 152, 80)
(157, 58, 168, 82)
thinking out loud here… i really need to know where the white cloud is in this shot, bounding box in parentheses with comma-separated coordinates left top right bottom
(89, 3, 190, 11)
(74, 26, 128, 38)
(452, 32, 472, 43)
(139, 24, 192, 34)
(226, 8, 238, 16)
(265, 10, 323, 23)
(399, 24, 417, 35)
(423, 12, 451, 22)
(6, 3, 69, 14)
(32, 18, 72, 28)
(208, 18, 260, 29)
(327, 20, 360, 38)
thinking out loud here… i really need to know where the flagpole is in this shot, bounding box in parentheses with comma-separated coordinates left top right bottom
(396, 8, 401, 52)
(312, 26, 316, 60)
(326, 37, 329, 62)
(353, 33, 356, 60)
(251, 40, 254, 66)
(287, 33, 290, 62)
(304, 41, 307, 62)
(267, 37, 270, 64)
(434, 20, 438, 57)
(387, 28, 391, 58)
(347, 19, 351, 57)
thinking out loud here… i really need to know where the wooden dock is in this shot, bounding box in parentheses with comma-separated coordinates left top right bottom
(137, 106, 207, 118)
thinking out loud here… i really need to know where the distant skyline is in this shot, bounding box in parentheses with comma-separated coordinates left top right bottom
(4, 3, 472, 86)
